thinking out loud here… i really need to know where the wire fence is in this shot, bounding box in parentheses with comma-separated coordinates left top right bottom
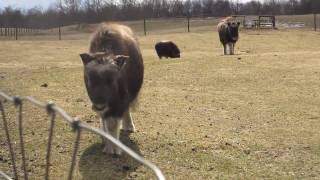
(0, 14, 318, 41)
(0, 90, 165, 180)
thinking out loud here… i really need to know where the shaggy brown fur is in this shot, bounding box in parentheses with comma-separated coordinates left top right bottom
(90, 24, 137, 54)
(89, 23, 144, 104)
(155, 41, 181, 59)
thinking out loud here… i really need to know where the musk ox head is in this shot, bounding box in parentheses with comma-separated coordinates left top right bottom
(169, 42, 181, 58)
(80, 52, 129, 115)
(227, 22, 240, 42)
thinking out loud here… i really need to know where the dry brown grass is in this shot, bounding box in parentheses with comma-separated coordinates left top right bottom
(0, 24, 320, 180)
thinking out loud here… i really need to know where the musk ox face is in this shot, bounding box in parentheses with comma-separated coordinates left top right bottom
(80, 53, 129, 115)
(169, 43, 180, 58)
(227, 22, 240, 42)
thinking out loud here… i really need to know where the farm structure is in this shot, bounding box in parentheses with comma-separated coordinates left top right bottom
(232, 15, 276, 29)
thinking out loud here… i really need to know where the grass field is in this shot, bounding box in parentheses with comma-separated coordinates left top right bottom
(0, 21, 320, 180)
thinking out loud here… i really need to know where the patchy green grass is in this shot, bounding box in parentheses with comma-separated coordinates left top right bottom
(0, 24, 320, 180)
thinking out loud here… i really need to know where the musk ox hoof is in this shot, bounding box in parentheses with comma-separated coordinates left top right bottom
(103, 144, 122, 155)
(122, 128, 135, 133)
(122, 117, 136, 133)
(122, 124, 135, 133)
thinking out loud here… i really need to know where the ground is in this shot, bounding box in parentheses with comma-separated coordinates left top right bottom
(0, 21, 320, 179)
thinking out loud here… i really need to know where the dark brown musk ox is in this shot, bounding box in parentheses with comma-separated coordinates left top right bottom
(80, 23, 144, 155)
(155, 41, 180, 59)
(217, 17, 240, 55)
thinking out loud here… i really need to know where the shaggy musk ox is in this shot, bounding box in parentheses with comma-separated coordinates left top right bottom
(80, 23, 144, 155)
(217, 17, 240, 55)
(155, 41, 180, 59)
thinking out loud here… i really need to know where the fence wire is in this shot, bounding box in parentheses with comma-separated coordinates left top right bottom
(0, 90, 165, 180)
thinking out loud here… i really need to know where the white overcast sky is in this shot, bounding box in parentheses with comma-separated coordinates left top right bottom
(0, 0, 266, 10)
(0, 0, 54, 9)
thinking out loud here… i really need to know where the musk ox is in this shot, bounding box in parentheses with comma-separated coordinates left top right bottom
(80, 23, 144, 155)
(217, 17, 240, 55)
(155, 41, 180, 59)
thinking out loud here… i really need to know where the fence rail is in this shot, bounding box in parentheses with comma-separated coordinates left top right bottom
(0, 14, 318, 41)
(0, 90, 165, 180)
(0, 27, 42, 40)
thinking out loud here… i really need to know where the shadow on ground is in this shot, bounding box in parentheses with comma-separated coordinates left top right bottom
(79, 131, 141, 180)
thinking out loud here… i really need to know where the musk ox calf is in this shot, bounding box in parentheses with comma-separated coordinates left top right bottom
(217, 18, 240, 55)
(155, 41, 180, 59)
(80, 23, 144, 155)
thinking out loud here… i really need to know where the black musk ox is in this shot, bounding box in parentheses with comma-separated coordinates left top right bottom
(217, 17, 240, 55)
(80, 23, 144, 155)
(155, 41, 180, 59)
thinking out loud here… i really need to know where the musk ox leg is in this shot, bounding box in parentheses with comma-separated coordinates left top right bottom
(101, 118, 107, 141)
(226, 43, 233, 55)
(122, 109, 135, 133)
(229, 43, 233, 55)
(230, 43, 235, 55)
(223, 44, 227, 55)
(102, 117, 122, 155)
(225, 44, 229, 55)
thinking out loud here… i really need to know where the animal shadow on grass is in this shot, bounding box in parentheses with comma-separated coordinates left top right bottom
(79, 131, 141, 180)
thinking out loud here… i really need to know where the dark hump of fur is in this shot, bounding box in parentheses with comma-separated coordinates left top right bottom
(155, 41, 180, 58)
(89, 23, 144, 109)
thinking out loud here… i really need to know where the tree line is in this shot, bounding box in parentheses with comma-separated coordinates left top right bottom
(0, 0, 319, 29)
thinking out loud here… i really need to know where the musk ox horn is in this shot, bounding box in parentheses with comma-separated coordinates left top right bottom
(114, 55, 130, 68)
(80, 53, 94, 65)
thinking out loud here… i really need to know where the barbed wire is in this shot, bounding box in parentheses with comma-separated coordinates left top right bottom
(0, 90, 165, 180)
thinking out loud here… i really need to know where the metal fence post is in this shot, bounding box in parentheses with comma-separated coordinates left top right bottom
(144, 16, 147, 36)
(59, 25, 61, 40)
(314, 14, 317, 31)
(15, 27, 18, 40)
(187, 16, 190, 32)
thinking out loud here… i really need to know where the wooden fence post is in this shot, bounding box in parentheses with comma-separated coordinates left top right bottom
(143, 17, 147, 36)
